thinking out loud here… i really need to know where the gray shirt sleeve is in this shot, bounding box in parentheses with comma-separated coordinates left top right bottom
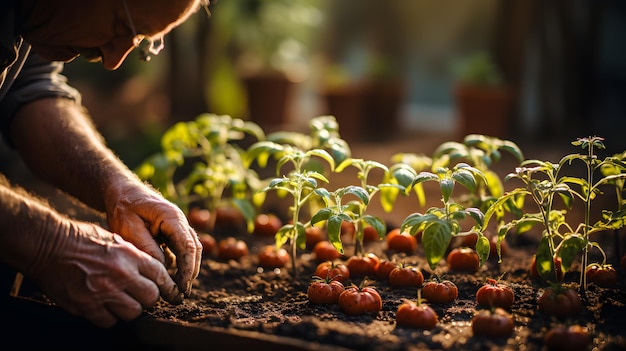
(0, 46, 81, 147)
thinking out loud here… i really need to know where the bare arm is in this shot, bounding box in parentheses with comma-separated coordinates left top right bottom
(9, 97, 202, 296)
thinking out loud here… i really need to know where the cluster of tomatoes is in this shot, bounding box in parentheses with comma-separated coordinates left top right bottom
(191, 210, 610, 348)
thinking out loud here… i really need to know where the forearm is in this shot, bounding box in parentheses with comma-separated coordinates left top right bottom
(10, 97, 141, 214)
(0, 176, 68, 277)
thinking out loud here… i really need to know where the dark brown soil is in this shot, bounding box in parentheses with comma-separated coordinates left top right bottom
(147, 227, 626, 351)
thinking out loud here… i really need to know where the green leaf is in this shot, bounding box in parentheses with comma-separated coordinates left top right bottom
(327, 216, 344, 254)
(362, 215, 386, 240)
(421, 221, 453, 270)
(535, 236, 556, 283)
(475, 233, 491, 265)
(559, 234, 586, 271)
(311, 207, 333, 226)
(342, 186, 370, 205)
(440, 178, 454, 203)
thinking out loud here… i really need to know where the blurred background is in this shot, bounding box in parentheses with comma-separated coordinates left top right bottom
(60, 0, 626, 167)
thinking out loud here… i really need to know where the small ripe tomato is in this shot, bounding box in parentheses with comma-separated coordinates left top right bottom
(307, 278, 345, 304)
(396, 300, 438, 329)
(388, 265, 424, 288)
(475, 278, 515, 310)
(363, 226, 380, 243)
(537, 287, 582, 319)
(375, 259, 399, 281)
(340, 221, 356, 240)
(314, 261, 350, 283)
(306, 226, 326, 249)
(257, 245, 290, 269)
(422, 278, 458, 304)
(447, 247, 480, 273)
(543, 324, 590, 351)
(530, 255, 564, 282)
(346, 253, 380, 278)
(471, 307, 514, 338)
(313, 241, 342, 262)
(198, 233, 216, 258)
(253, 214, 282, 237)
(585, 263, 617, 288)
(214, 207, 246, 233)
(188, 207, 212, 232)
(217, 237, 249, 261)
(338, 285, 382, 316)
(386, 228, 417, 254)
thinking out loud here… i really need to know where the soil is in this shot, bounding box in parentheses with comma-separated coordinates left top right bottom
(145, 223, 626, 351)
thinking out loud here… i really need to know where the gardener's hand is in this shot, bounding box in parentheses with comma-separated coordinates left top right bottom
(104, 181, 202, 298)
(28, 220, 180, 328)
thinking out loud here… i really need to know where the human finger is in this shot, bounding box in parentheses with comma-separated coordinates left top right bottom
(137, 251, 183, 304)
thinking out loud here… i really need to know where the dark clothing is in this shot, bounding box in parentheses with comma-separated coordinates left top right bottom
(0, 0, 81, 147)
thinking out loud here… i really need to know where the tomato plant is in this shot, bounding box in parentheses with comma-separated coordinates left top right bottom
(471, 307, 514, 338)
(198, 233, 216, 258)
(307, 277, 345, 304)
(253, 214, 282, 237)
(585, 263, 617, 288)
(386, 228, 417, 254)
(338, 284, 382, 316)
(543, 324, 590, 351)
(346, 253, 380, 278)
(257, 245, 290, 269)
(313, 261, 350, 283)
(447, 247, 480, 273)
(396, 292, 438, 329)
(388, 265, 424, 288)
(217, 237, 249, 261)
(475, 278, 514, 310)
(422, 276, 458, 304)
(537, 286, 582, 319)
(313, 241, 342, 262)
(375, 259, 399, 281)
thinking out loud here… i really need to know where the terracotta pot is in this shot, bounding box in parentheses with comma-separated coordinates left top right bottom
(454, 83, 515, 139)
(242, 73, 294, 132)
(320, 83, 366, 143)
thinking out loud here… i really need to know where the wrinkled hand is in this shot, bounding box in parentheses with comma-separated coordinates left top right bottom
(30, 221, 180, 328)
(104, 183, 202, 298)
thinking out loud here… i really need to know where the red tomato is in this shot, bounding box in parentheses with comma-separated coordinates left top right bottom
(422, 279, 458, 304)
(338, 285, 382, 315)
(396, 301, 438, 329)
(198, 233, 216, 258)
(475, 278, 515, 309)
(363, 226, 380, 243)
(217, 237, 249, 261)
(375, 260, 399, 281)
(313, 241, 342, 262)
(537, 287, 582, 319)
(314, 261, 350, 283)
(544, 325, 591, 351)
(257, 245, 290, 269)
(447, 247, 480, 273)
(471, 308, 514, 338)
(346, 253, 380, 278)
(340, 221, 356, 240)
(306, 226, 326, 249)
(188, 207, 212, 232)
(530, 255, 564, 282)
(585, 263, 617, 288)
(214, 207, 245, 233)
(388, 266, 424, 288)
(307, 279, 345, 304)
(386, 228, 417, 254)
(253, 214, 282, 237)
